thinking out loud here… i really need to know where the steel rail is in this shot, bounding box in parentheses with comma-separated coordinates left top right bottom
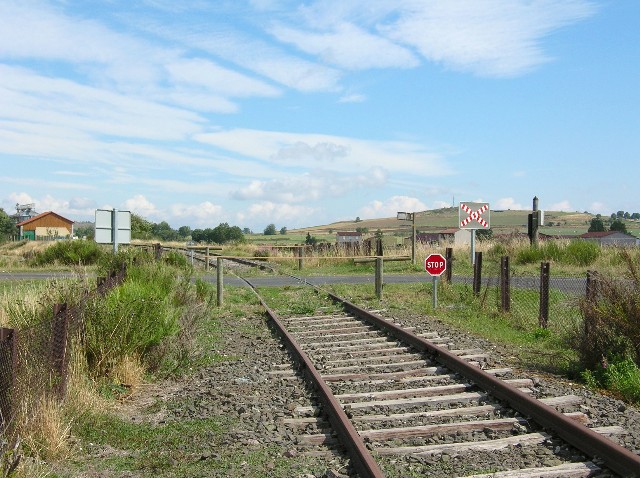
(183, 249, 640, 476)
(329, 293, 640, 478)
(240, 278, 385, 478)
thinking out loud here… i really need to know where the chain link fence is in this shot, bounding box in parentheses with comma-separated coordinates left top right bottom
(0, 265, 126, 432)
(442, 250, 590, 336)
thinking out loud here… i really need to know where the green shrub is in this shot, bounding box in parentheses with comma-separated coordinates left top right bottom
(29, 240, 105, 266)
(515, 247, 544, 264)
(581, 358, 640, 403)
(565, 240, 599, 266)
(163, 250, 189, 268)
(84, 264, 181, 376)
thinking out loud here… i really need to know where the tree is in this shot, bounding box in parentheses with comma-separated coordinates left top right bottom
(632, 213, 640, 220)
(616, 210, 625, 218)
(74, 224, 94, 240)
(280, 226, 287, 235)
(192, 228, 205, 242)
(355, 217, 362, 222)
(588, 217, 605, 232)
(242, 227, 251, 235)
(374, 229, 383, 238)
(178, 226, 192, 238)
(0, 208, 17, 241)
(305, 232, 317, 245)
(610, 219, 628, 233)
(131, 213, 154, 240)
(263, 224, 277, 235)
(152, 221, 179, 241)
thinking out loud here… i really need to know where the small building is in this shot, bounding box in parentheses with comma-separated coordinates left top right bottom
(579, 231, 639, 246)
(16, 211, 74, 240)
(336, 231, 363, 244)
(410, 228, 472, 246)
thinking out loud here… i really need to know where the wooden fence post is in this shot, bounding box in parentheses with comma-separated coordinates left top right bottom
(445, 247, 453, 282)
(539, 262, 550, 328)
(216, 257, 223, 306)
(473, 251, 483, 295)
(298, 246, 304, 270)
(375, 257, 383, 300)
(500, 256, 511, 312)
(205, 247, 210, 271)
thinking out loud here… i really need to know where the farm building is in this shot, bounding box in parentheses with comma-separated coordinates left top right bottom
(336, 231, 362, 244)
(409, 228, 472, 246)
(579, 231, 639, 246)
(16, 211, 74, 240)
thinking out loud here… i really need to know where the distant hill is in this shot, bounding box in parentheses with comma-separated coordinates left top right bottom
(290, 208, 596, 237)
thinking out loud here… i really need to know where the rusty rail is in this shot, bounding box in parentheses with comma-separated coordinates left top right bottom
(329, 293, 640, 478)
(239, 277, 384, 478)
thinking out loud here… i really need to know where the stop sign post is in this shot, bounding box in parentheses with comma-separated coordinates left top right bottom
(425, 253, 447, 308)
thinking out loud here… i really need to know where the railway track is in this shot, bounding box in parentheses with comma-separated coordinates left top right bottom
(181, 249, 640, 476)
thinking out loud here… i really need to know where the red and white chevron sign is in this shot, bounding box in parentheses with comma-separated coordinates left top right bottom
(459, 202, 490, 229)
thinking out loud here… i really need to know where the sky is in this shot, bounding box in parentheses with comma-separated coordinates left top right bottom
(1, 0, 639, 232)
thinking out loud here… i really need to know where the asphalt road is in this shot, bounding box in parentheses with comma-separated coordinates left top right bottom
(0, 271, 587, 296)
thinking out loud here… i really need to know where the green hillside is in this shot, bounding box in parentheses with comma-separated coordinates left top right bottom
(290, 208, 597, 237)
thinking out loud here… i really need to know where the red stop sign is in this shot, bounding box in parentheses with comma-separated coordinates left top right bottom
(425, 253, 446, 276)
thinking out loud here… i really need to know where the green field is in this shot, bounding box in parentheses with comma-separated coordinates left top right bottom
(282, 208, 640, 242)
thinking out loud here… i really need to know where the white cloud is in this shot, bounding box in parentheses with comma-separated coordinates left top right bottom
(168, 202, 224, 226)
(495, 197, 525, 210)
(123, 195, 158, 217)
(548, 200, 574, 212)
(379, 0, 597, 77)
(246, 201, 318, 226)
(339, 93, 366, 103)
(279, 0, 596, 78)
(230, 169, 387, 202)
(360, 195, 429, 219)
(589, 202, 608, 215)
(196, 128, 453, 177)
(270, 22, 419, 70)
(165, 58, 281, 98)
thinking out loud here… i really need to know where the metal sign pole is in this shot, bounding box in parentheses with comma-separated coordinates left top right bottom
(470, 229, 476, 265)
(112, 208, 119, 253)
(432, 276, 438, 309)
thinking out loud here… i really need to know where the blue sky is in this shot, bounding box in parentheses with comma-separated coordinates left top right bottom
(1, 0, 638, 231)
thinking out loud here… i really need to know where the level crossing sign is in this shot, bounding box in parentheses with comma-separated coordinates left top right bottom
(459, 202, 490, 229)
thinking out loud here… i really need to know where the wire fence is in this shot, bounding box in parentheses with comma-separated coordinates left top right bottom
(441, 250, 590, 335)
(0, 264, 127, 432)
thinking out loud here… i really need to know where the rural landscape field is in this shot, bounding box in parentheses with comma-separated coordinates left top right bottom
(1, 1, 639, 476)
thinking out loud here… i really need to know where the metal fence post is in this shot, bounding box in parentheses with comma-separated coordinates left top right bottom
(500, 256, 511, 312)
(51, 303, 70, 398)
(539, 262, 550, 328)
(445, 247, 453, 282)
(375, 257, 383, 299)
(0, 327, 17, 429)
(216, 257, 223, 306)
(586, 270, 598, 301)
(473, 251, 483, 295)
